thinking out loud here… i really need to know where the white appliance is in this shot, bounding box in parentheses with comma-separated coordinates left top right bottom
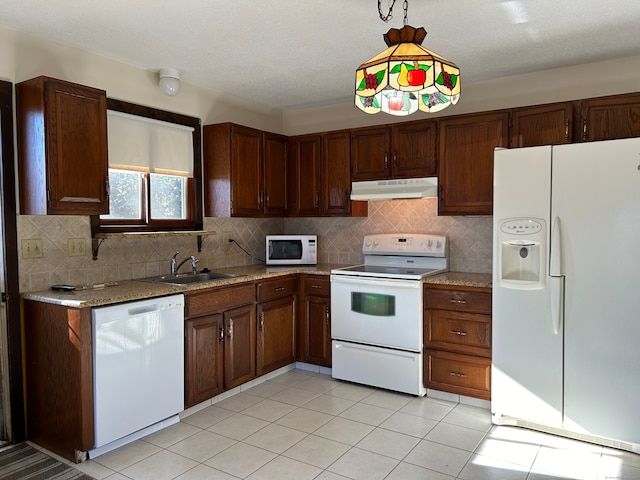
(331, 233, 448, 396)
(350, 177, 438, 200)
(91, 294, 184, 457)
(266, 234, 317, 265)
(492, 138, 640, 454)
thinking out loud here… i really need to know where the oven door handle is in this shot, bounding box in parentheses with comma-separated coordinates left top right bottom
(330, 275, 420, 289)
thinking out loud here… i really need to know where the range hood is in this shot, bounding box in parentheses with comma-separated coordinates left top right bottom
(350, 177, 438, 201)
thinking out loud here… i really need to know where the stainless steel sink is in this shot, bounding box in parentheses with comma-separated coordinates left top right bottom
(140, 272, 245, 285)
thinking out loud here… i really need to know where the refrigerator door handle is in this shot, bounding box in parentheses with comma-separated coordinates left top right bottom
(549, 216, 564, 334)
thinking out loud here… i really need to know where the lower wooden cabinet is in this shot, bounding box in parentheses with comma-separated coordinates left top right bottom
(184, 284, 255, 408)
(256, 276, 297, 376)
(424, 284, 492, 400)
(299, 275, 332, 367)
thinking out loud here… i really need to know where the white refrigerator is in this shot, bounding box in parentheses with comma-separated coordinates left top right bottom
(492, 138, 640, 453)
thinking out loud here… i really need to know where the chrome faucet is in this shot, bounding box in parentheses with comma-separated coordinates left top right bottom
(171, 252, 199, 275)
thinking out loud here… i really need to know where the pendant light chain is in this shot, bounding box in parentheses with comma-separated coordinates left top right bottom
(378, 0, 409, 25)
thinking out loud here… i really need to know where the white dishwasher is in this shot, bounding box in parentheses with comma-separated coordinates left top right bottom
(91, 294, 184, 457)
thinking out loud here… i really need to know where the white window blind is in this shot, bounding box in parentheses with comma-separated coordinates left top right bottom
(107, 110, 194, 176)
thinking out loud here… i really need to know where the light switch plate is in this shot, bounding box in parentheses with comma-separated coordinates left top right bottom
(22, 239, 43, 259)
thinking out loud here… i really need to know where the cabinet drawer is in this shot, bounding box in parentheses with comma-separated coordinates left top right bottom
(256, 276, 298, 302)
(186, 284, 254, 318)
(303, 275, 330, 296)
(424, 287, 491, 314)
(425, 350, 491, 400)
(425, 310, 491, 357)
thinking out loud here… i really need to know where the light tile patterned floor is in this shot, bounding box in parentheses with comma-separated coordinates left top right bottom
(68, 369, 640, 480)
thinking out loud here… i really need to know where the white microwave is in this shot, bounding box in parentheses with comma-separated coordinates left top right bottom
(266, 235, 317, 265)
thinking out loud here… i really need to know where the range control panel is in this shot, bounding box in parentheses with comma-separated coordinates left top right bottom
(363, 233, 448, 257)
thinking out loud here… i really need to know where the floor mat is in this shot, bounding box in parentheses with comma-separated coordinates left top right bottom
(0, 443, 96, 479)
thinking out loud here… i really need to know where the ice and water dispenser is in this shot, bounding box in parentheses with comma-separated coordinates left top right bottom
(497, 218, 546, 289)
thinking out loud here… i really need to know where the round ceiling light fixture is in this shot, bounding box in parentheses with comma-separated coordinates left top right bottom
(158, 68, 181, 96)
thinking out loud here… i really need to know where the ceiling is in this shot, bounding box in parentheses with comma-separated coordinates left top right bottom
(2, 0, 640, 111)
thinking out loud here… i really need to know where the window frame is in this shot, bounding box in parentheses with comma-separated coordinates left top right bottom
(91, 99, 202, 234)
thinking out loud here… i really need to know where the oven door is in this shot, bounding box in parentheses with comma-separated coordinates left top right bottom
(330, 274, 422, 351)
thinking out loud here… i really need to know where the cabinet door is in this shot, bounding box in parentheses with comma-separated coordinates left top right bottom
(303, 295, 331, 367)
(581, 94, 640, 141)
(185, 315, 224, 407)
(511, 103, 572, 147)
(438, 112, 509, 215)
(289, 135, 322, 216)
(263, 132, 288, 216)
(257, 296, 296, 376)
(224, 304, 256, 389)
(230, 125, 263, 216)
(391, 121, 437, 178)
(322, 131, 351, 215)
(351, 127, 391, 181)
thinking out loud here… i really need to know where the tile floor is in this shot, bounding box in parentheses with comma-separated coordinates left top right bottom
(62, 368, 640, 480)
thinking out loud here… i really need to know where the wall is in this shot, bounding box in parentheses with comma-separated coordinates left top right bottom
(5, 26, 640, 292)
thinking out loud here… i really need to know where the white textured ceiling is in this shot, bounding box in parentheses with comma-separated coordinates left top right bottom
(1, 0, 640, 110)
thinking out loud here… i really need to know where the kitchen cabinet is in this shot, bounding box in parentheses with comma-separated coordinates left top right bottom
(350, 120, 437, 181)
(256, 276, 297, 376)
(510, 102, 573, 147)
(22, 300, 94, 463)
(424, 284, 492, 400)
(299, 275, 331, 367)
(203, 123, 288, 217)
(288, 131, 367, 217)
(16, 76, 109, 215)
(580, 93, 640, 141)
(184, 283, 255, 407)
(438, 111, 509, 216)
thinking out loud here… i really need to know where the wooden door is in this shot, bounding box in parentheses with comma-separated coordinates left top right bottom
(350, 126, 391, 181)
(289, 135, 322, 216)
(438, 112, 509, 216)
(322, 131, 351, 215)
(257, 296, 296, 376)
(511, 103, 573, 147)
(391, 121, 438, 178)
(223, 304, 256, 389)
(303, 295, 331, 367)
(263, 132, 288, 216)
(581, 93, 640, 141)
(230, 125, 263, 216)
(185, 315, 224, 407)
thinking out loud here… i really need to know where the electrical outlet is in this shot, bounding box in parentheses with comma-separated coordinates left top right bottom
(222, 231, 233, 243)
(68, 238, 86, 257)
(22, 239, 43, 259)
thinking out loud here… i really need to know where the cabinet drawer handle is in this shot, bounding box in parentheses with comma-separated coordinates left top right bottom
(450, 330, 467, 336)
(259, 312, 264, 331)
(219, 325, 225, 342)
(325, 306, 330, 325)
(227, 319, 233, 340)
(450, 298, 467, 304)
(311, 284, 323, 289)
(384, 153, 388, 169)
(449, 371, 467, 378)
(275, 286, 285, 292)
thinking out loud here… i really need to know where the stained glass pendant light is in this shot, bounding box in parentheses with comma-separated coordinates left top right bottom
(355, 0, 460, 116)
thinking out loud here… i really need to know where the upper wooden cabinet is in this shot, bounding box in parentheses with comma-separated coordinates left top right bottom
(510, 102, 573, 147)
(438, 111, 509, 216)
(580, 93, 640, 141)
(350, 121, 437, 181)
(16, 76, 109, 215)
(203, 123, 288, 217)
(289, 131, 367, 217)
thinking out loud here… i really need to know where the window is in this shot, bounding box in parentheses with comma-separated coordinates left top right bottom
(92, 100, 202, 233)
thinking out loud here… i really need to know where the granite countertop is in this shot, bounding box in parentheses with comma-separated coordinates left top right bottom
(22, 264, 492, 308)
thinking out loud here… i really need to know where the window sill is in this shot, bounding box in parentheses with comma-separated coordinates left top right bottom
(91, 230, 216, 260)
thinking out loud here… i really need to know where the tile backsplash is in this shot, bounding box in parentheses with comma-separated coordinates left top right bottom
(17, 198, 492, 292)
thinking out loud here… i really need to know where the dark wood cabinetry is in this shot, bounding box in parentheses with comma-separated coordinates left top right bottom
(424, 284, 492, 400)
(351, 121, 437, 181)
(511, 102, 573, 147)
(288, 134, 323, 216)
(184, 283, 255, 407)
(438, 112, 509, 216)
(580, 93, 640, 141)
(256, 276, 297, 376)
(16, 76, 109, 215)
(299, 275, 331, 367)
(203, 123, 288, 217)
